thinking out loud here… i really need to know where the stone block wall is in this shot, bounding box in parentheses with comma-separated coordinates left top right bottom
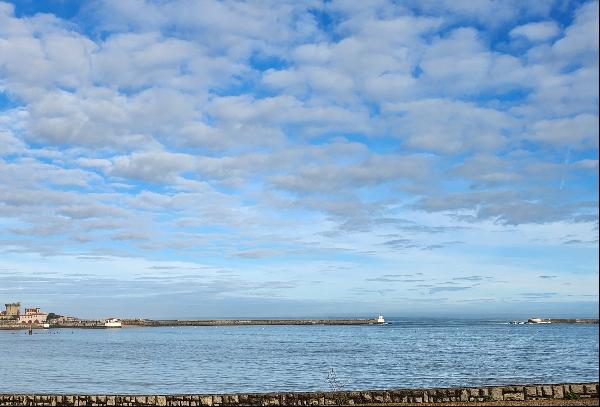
(0, 382, 597, 406)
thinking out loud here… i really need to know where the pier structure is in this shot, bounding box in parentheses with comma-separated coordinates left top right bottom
(1, 317, 386, 330)
(527, 318, 599, 324)
(122, 317, 385, 327)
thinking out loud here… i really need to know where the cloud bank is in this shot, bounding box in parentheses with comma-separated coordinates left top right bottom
(0, 0, 598, 317)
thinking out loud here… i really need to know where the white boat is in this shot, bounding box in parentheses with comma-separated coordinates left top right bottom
(376, 315, 385, 324)
(103, 318, 122, 328)
(42, 323, 50, 329)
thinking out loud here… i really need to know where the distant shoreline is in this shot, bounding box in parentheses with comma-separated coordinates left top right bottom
(1, 317, 598, 330)
(0, 317, 385, 329)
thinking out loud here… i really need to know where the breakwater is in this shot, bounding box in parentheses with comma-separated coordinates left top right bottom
(528, 318, 599, 324)
(0, 318, 383, 330)
(122, 318, 382, 327)
(0, 383, 597, 406)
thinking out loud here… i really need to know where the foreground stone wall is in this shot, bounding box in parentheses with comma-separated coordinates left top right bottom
(0, 383, 597, 406)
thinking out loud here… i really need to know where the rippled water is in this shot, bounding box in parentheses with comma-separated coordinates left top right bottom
(0, 319, 598, 394)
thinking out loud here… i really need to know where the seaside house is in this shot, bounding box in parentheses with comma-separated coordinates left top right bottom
(18, 308, 49, 325)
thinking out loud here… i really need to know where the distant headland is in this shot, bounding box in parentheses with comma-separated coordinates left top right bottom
(0, 301, 388, 329)
(1, 302, 598, 330)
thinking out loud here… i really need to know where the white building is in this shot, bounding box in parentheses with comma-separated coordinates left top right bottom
(19, 308, 48, 324)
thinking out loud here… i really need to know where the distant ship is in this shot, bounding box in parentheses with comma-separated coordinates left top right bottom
(103, 318, 122, 328)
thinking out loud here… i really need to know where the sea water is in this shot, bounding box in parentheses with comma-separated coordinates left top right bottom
(0, 318, 598, 394)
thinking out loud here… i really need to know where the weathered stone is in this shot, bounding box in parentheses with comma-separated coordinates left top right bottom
(490, 387, 503, 401)
(504, 392, 525, 401)
(262, 396, 280, 406)
(570, 384, 584, 394)
(525, 386, 537, 397)
(198, 396, 212, 406)
(0, 383, 599, 407)
(552, 385, 563, 399)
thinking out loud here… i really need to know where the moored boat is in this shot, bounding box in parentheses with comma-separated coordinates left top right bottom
(103, 318, 122, 328)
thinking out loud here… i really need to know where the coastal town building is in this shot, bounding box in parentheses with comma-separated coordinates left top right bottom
(18, 307, 48, 324)
(0, 303, 21, 319)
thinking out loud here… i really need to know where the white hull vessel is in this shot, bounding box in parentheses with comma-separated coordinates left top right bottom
(103, 318, 122, 328)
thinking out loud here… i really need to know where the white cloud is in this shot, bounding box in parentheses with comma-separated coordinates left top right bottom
(0, 130, 25, 154)
(528, 114, 599, 149)
(110, 150, 197, 183)
(553, 1, 599, 59)
(510, 21, 560, 42)
(0, 0, 597, 314)
(406, 0, 554, 27)
(419, 27, 529, 95)
(384, 98, 515, 154)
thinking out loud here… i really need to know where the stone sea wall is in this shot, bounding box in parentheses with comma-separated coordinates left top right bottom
(0, 383, 597, 406)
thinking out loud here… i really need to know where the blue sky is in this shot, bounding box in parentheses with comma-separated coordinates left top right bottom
(0, 0, 598, 319)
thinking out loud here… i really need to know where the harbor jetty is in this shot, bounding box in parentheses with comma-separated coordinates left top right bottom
(121, 317, 385, 327)
(1, 317, 385, 330)
(1, 301, 387, 329)
(527, 318, 598, 324)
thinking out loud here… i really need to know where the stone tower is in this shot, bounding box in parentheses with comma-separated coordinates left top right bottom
(5, 303, 21, 317)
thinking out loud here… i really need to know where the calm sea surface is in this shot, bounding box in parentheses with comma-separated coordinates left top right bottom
(0, 318, 598, 394)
